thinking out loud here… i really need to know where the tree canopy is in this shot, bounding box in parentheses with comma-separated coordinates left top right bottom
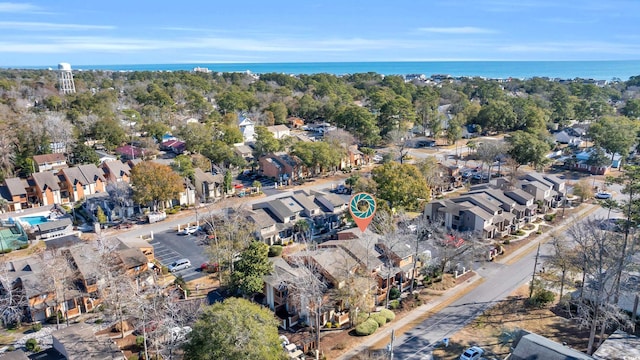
(130, 161, 184, 210)
(588, 116, 638, 160)
(506, 131, 551, 170)
(230, 241, 272, 297)
(183, 298, 283, 360)
(371, 162, 430, 211)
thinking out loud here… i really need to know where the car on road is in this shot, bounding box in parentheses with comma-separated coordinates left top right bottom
(373, 154, 383, 162)
(179, 225, 200, 235)
(168, 258, 192, 272)
(460, 346, 484, 360)
(595, 192, 612, 199)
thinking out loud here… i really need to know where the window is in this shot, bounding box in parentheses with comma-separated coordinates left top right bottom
(289, 216, 296, 221)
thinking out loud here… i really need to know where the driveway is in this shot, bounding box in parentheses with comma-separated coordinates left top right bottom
(150, 230, 210, 282)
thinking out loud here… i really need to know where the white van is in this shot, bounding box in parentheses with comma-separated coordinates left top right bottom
(168, 259, 191, 272)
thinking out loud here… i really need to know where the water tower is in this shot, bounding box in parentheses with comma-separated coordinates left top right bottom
(57, 62, 76, 94)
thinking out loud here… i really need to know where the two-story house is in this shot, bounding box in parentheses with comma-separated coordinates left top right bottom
(504, 188, 537, 223)
(425, 199, 496, 238)
(0, 178, 29, 212)
(259, 152, 305, 184)
(193, 168, 224, 203)
(33, 153, 67, 173)
(521, 180, 555, 211)
(58, 165, 106, 203)
(263, 257, 304, 329)
(246, 208, 279, 245)
(100, 160, 132, 184)
(266, 125, 290, 140)
(253, 197, 305, 241)
(27, 171, 62, 206)
(238, 115, 255, 142)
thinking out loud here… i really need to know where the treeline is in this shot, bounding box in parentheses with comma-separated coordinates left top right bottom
(0, 67, 639, 181)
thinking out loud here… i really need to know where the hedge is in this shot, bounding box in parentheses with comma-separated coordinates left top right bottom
(380, 309, 396, 322)
(370, 313, 387, 326)
(355, 318, 379, 336)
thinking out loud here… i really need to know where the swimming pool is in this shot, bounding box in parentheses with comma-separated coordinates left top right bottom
(19, 216, 49, 226)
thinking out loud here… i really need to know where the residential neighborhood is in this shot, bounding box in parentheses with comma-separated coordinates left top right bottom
(1, 60, 640, 360)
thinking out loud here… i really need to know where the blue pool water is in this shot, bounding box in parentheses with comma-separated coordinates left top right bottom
(20, 216, 49, 226)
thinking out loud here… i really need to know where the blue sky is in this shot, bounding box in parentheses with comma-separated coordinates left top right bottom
(1, 0, 640, 66)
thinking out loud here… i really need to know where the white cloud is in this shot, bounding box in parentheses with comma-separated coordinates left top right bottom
(0, 21, 115, 31)
(0, 2, 42, 13)
(418, 27, 496, 34)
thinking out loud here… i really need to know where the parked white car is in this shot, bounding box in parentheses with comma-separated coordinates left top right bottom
(460, 346, 484, 360)
(180, 225, 200, 235)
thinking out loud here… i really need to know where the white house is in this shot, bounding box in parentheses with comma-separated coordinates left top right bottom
(238, 115, 255, 142)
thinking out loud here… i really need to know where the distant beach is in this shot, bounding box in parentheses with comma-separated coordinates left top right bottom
(11, 60, 640, 80)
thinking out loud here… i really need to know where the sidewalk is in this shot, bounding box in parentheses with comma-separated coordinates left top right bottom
(336, 273, 483, 360)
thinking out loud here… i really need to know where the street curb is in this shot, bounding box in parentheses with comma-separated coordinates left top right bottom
(335, 273, 484, 360)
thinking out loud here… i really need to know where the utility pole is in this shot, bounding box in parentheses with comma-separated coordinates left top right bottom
(388, 329, 395, 360)
(529, 243, 541, 299)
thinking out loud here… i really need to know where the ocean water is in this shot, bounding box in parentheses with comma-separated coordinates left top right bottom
(63, 60, 640, 80)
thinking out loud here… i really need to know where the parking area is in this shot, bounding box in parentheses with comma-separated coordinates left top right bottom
(150, 230, 210, 283)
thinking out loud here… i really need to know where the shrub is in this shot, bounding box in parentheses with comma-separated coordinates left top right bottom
(7, 345, 15, 351)
(332, 342, 346, 351)
(503, 238, 511, 245)
(536, 230, 543, 235)
(128, 355, 139, 360)
(136, 335, 145, 347)
(95, 318, 104, 324)
(389, 300, 400, 310)
(530, 289, 555, 307)
(389, 287, 400, 300)
(355, 318, 379, 336)
(370, 313, 387, 326)
(380, 309, 396, 322)
(544, 214, 557, 222)
(515, 230, 525, 236)
(268, 245, 283, 257)
(25, 338, 38, 352)
(325, 322, 333, 328)
(31, 323, 42, 332)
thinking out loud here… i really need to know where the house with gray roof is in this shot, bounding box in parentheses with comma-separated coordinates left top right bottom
(312, 191, 348, 214)
(193, 168, 224, 202)
(247, 208, 279, 245)
(263, 257, 304, 329)
(0, 177, 29, 212)
(292, 192, 321, 217)
(51, 323, 124, 359)
(510, 331, 593, 360)
(100, 160, 132, 183)
(27, 171, 62, 206)
(593, 329, 640, 360)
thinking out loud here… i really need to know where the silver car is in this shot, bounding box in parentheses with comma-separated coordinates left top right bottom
(168, 258, 191, 272)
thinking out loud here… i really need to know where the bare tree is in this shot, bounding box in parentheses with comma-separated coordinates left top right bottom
(203, 206, 256, 286)
(568, 220, 633, 354)
(94, 237, 137, 339)
(476, 140, 508, 182)
(546, 235, 581, 303)
(285, 249, 329, 356)
(38, 248, 79, 329)
(0, 259, 29, 328)
(386, 129, 411, 164)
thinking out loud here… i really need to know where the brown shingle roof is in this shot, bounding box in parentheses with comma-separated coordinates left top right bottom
(78, 164, 106, 183)
(33, 153, 66, 165)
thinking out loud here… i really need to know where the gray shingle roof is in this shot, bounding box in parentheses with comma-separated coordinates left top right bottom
(4, 177, 27, 196)
(78, 164, 106, 183)
(31, 171, 60, 191)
